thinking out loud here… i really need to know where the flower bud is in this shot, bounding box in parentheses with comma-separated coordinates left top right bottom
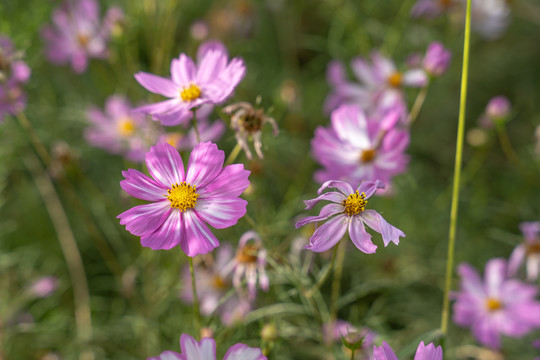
(261, 323, 278, 342)
(486, 96, 511, 121)
(423, 42, 451, 77)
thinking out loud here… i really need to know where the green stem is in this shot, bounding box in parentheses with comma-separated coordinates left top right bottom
(496, 125, 520, 165)
(408, 85, 429, 125)
(188, 256, 202, 337)
(350, 348, 356, 360)
(440, 0, 472, 339)
(16, 112, 51, 166)
(225, 143, 242, 166)
(305, 245, 338, 299)
(330, 240, 346, 323)
(192, 109, 201, 143)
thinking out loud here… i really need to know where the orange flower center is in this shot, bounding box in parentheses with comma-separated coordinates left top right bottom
(117, 117, 136, 136)
(342, 191, 367, 216)
(485, 298, 503, 312)
(77, 33, 89, 47)
(526, 241, 540, 255)
(236, 244, 259, 264)
(166, 182, 198, 211)
(360, 149, 376, 163)
(388, 72, 402, 88)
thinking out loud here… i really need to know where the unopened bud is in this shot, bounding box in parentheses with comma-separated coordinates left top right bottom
(261, 323, 278, 342)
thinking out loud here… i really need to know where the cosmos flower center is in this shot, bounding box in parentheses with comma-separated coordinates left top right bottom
(212, 275, 228, 290)
(166, 182, 198, 211)
(77, 33, 89, 47)
(360, 149, 376, 163)
(342, 191, 368, 216)
(526, 241, 540, 255)
(165, 132, 183, 147)
(117, 117, 136, 136)
(180, 84, 202, 102)
(236, 244, 259, 264)
(388, 72, 402, 88)
(485, 298, 503, 312)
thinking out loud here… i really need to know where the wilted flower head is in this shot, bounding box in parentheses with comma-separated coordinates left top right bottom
(452, 258, 540, 349)
(508, 222, 540, 281)
(28, 276, 59, 298)
(0, 36, 30, 122)
(118, 142, 250, 257)
(223, 230, 269, 300)
(134, 40, 245, 126)
(148, 333, 266, 360)
(223, 101, 278, 159)
(85, 95, 158, 162)
(373, 341, 442, 360)
(312, 104, 409, 186)
(296, 180, 405, 253)
(41, 0, 120, 73)
(423, 42, 451, 77)
(325, 52, 427, 115)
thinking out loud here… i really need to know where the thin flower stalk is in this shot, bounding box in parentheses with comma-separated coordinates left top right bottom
(189, 257, 202, 337)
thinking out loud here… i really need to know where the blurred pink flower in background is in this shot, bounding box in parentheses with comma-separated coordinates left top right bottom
(373, 341, 442, 360)
(471, 0, 511, 40)
(323, 320, 376, 359)
(135, 40, 245, 126)
(422, 42, 451, 77)
(28, 276, 59, 298)
(296, 180, 405, 253)
(479, 96, 511, 128)
(148, 333, 267, 360)
(41, 0, 122, 73)
(411, 0, 456, 19)
(0, 35, 31, 121)
(508, 221, 540, 281)
(118, 142, 250, 257)
(312, 104, 409, 186)
(452, 258, 540, 349)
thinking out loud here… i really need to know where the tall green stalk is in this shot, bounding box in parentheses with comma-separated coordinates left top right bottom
(189, 257, 202, 338)
(440, 0, 472, 338)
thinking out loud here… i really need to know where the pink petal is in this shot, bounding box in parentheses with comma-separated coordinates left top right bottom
(155, 107, 193, 126)
(507, 245, 526, 277)
(197, 164, 250, 198)
(471, 318, 501, 349)
(120, 169, 167, 201)
(330, 104, 371, 149)
(136, 99, 180, 116)
(145, 142, 185, 187)
(148, 351, 182, 360)
(457, 263, 485, 299)
(195, 197, 247, 229)
(180, 334, 216, 360)
(197, 40, 228, 63)
(304, 192, 346, 210)
(171, 54, 197, 85)
(134, 72, 179, 98)
(118, 201, 170, 236)
(185, 142, 225, 188)
(296, 203, 343, 228)
(372, 342, 399, 360)
(356, 180, 385, 199)
(140, 209, 184, 250)
(414, 342, 443, 360)
(197, 50, 228, 84)
(317, 180, 354, 196)
(348, 216, 377, 254)
(403, 69, 428, 87)
(182, 211, 219, 257)
(223, 343, 267, 360)
(305, 214, 348, 252)
(484, 258, 506, 299)
(360, 209, 404, 246)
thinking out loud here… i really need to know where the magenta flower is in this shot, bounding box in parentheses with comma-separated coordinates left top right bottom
(325, 52, 426, 115)
(148, 333, 266, 360)
(508, 221, 540, 281)
(85, 95, 157, 162)
(223, 230, 269, 300)
(118, 141, 250, 257)
(312, 104, 409, 186)
(423, 42, 451, 77)
(41, 0, 119, 73)
(295, 180, 405, 253)
(452, 258, 540, 349)
(373, 341, 442, 360)
(135, 41, 246, 126)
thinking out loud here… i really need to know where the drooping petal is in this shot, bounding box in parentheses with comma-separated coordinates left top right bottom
(305, 214, 348, 252)
(317, 180, 354, 196)
(223, 343, 267, 360)
(197, 164, 250, 198)
(145, 142, 185, 187)
(295, 203, 343, 228)
(304, 192, 346, 210)
(185, 142, 225, 188)
(120, 169, 167, 201)
(140, 209, 184, 250)
(134, 72, 179, 98)
(182, 210, 219, 257)
(195, 197, 247, 229)
(180, 334, 216, 360)
(360, 209, 405, 246)
(348, 215, 377, 254)
(118, 201, 170, 236)
(356, 180, 385, 199)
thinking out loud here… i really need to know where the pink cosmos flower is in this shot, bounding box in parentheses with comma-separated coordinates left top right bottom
(0, 36, 31, 122)
(41, 0, 120, 73)
(423, 42, 451, 77)
(452, 258, 540, 349)
(148, 333, 266, 360)
(118, 141, 250, 257)
(295, 180, 405, 253)
(325, 53, 426, 115)
(508, 222, 540, 281)
(312, 104, 409, 186)
(223, 231, 269, 300)
(180, 244, 252, 325)
(85, 95, 157, 162)
(373, 341, 442, 360)
(134, 41, 245, 126)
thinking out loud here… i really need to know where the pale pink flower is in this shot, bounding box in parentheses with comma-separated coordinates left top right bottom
(508, 222, 540, 281)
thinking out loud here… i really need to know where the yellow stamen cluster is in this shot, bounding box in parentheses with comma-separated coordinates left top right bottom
(388, 72, 403, 88)
(117, 117, 136, 136)
(236, 243, 259, 264)
(485, 298, 503, 312)
(342, 191, 367, 216)
(360, 149, 376, 163)
(166, 182, 198, 211)
(180, 84, 202, 102)
(165, 132, 183, 147)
